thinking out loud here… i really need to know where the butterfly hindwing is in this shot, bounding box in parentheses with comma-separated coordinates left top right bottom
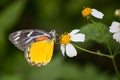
(25, 40, 54, 66)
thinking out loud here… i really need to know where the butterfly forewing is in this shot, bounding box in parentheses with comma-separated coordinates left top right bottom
(9, 29, 50, 51)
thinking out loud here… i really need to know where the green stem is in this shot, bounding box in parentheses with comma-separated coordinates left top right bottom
(73, 44, 112, 58)
(89, 18, 120, 79)
(111, 57, 120, 80)
(74, 44, 120, 79)
(113, 45, 120, 57)
(89, 18, 112, 56)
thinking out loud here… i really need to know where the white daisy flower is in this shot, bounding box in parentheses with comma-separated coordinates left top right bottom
(82, 7, 104, 19)
(109, 21, 120, 43)
(59, 29, 85, 57)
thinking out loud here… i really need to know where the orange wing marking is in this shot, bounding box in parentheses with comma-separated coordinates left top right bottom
(35, 36, 48, 41)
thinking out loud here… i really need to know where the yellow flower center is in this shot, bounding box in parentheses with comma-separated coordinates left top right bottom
(82, 7, 92, 17)
(59, 33, 71, 44)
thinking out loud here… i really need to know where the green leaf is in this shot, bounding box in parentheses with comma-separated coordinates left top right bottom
(24, 55, 116, 80)
(0, 55, 116, 80)
(80, 22, 110, 43)
(0, 74, 22, 80)
(0, 0, 26, 30)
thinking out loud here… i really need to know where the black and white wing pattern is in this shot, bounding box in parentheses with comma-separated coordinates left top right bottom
(9, 29, 51, 51)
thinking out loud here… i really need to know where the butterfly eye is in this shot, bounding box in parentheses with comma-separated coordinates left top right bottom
(49, 30, 56, 34)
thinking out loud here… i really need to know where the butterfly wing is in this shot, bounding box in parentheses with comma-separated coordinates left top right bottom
(25, 40, 54, 66)
(9, 29, 50, 51)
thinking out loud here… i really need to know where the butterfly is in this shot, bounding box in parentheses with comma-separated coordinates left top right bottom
(9, 29, 56, 66)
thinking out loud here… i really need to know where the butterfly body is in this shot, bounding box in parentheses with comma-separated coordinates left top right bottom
(9, 29, 56, 66)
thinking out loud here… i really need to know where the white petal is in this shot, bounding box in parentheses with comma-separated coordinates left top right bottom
(66, 44, 77, 57)
(91, 9, 104, 19)
(69, 29, 80, 36)
(110, 21, 120, 28)
(109, 21, 120, 33)
(60, 44, 65, 56)
(71, 33, 85, 42)
(113, 31, 120, 43)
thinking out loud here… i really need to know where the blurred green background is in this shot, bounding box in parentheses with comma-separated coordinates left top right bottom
(0, 0, 120, 80)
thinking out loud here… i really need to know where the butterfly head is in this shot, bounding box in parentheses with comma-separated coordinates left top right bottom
(48, 30, 56, 40)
